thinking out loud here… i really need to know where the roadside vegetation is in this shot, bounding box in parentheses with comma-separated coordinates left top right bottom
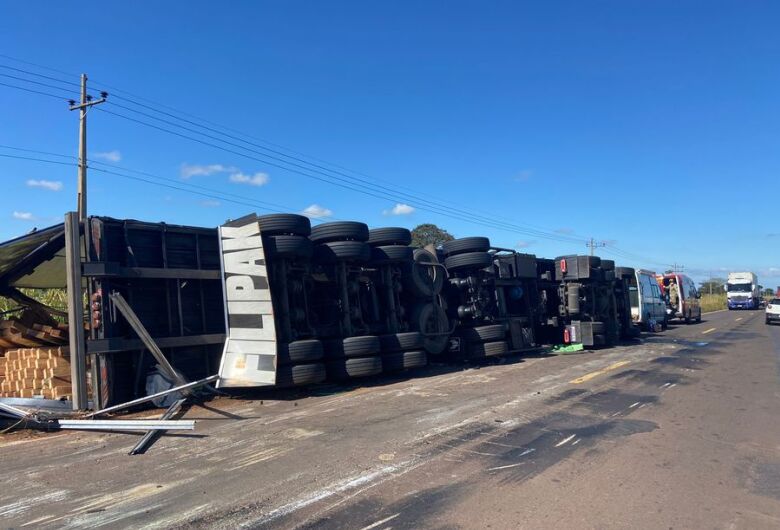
(0, 288, 68, 315)
(700, 293, 727, 313)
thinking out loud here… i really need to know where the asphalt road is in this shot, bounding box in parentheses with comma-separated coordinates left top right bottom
(2, 309, 780, 529)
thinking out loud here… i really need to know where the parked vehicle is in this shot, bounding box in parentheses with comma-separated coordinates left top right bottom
(627, 269, 667, 330)
(657, 273, 701, 324)
(766, 298, 780, 325)
(726, 272, 760, 310)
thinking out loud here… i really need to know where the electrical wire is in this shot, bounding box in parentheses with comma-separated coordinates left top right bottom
(0, 59, 590, 245)
(96, 106, 588, 245)
(0, 81, 73, 101)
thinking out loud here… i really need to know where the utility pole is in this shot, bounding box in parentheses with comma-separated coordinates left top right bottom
(69, 74, 107, 222)
(586, 237, 606, 256)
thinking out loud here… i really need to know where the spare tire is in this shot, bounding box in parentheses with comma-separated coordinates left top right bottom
(275, 363, 327, 387)
(379, 331, 424, 352)
(263, 235, 313, 260)
(313, 241, 371, 263)
(258, 214, 311, 237)
(326, 356, 383, 380)
(277, 339, 324, 365)
(468, 340, 509, 358)
(404, 248, 444, 297)
(444, 252, 493, 272)
(382, 350, 427, 372)
(442, 237, 490, 257)
(371, 245, 414, 264)
(310, 221, 369, 244)
(367, 227, 412, 247)
(459, 324, 506, 343)
(410, 303, 450, 355)
(324, 335, 381, 359)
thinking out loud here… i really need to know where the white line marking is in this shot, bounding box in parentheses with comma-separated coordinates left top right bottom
(661, 382, 671, 388)
(735, 317, 743, 321)
(361, 513, 401, 530)
(629, 401, 641, 408)
(487, 448, 536, 470)
(702, 328, 717, 334)
(572, 438, 581, 446)
(555, 434, 576, 447)
(488, 462, 526, 471)
(668, 383, 677, 389)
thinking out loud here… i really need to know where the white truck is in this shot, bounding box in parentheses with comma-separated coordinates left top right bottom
(726, 272, 760, 310)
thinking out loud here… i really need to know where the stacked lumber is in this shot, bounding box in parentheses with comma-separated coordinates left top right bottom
(0, 347, 73, 399)
(0, 319, 69, 348)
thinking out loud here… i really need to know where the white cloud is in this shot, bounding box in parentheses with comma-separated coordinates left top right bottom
(383, 203, 416, 216)
(13, 211, 35, 221)
(93, 150, 121, 163)
(26, 179, 63, 191)
(301, 204, 333, 219)
(229, 171, 269, 187)
(200, 200, 221, 208)
(515, 240, 535, 249)
(180, 163, 237, 179)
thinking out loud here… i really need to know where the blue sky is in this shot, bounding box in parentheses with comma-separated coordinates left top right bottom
(1, 1, 778, 286)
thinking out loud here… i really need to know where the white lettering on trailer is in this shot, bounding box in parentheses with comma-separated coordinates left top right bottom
(217, 218, 277, 387)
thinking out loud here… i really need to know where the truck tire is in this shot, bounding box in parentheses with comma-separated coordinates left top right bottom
(326, 356, 383, 379)
(324, 335, 381, 359)
(313, 241, 371, 263)
(275, 363, 327, 387)
(601, 259, 615, 271)
(468, 340, 509, 358)
(404, 249, 444, 297)
(382, 350, 427, 372)
(367, 227, 412, 247)
(444, 252, 493, 272)
(442, 237, 490, 257)
(604, 270, 616, 282)
(310, 221, 369, 244)
(615, 267, 635, 279)
(257, 214, 312, 237)
(264, 235, 313, 260)
(410, 303, 450, 355)
(459, 324, 506, 342)
(277, 339, 324, 365)
(371, 245, 414, 264)
(379, 332, 424, 352)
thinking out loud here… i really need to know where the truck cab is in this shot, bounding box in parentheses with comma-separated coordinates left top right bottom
(726, 272, 760, 310)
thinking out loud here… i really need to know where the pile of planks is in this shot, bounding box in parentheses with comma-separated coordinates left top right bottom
(0, 319, 69, 349)
(0, 317, 73, 399)
(0, 346, 73, 399)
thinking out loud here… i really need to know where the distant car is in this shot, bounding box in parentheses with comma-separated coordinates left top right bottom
(766, 298, 780, 325)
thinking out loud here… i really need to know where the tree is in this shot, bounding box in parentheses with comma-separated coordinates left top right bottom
(699, 278, 726, 295)
(410, 223, 454, 248)
(763, 288, 774, 297)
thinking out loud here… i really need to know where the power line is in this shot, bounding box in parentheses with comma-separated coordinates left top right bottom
(0, 150, 326, 219)
(0, 58, 591, 245)
(0, 80, 73, 101)
(103, 95, 589, 244)
(96, 106, 587, 245)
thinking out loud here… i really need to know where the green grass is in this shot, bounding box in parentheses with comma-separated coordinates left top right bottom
(0, 288, 68, 318)
(700, 293, 727, 313)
